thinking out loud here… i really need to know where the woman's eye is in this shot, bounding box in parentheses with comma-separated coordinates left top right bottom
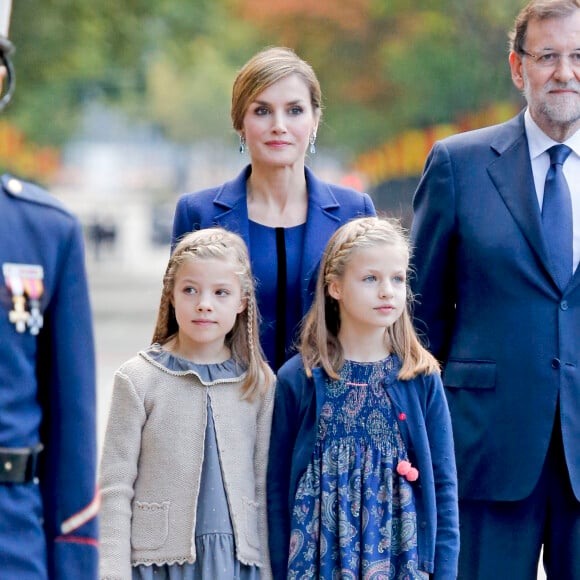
(289, 106, 304, 115)
(254, 106, 269, 116)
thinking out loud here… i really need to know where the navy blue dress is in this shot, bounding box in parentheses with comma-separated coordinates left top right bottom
(248, 221, 306, 371)
(287, 358, 428, 579)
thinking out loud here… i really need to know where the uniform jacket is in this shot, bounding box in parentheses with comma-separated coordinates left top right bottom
(98, 349, 275, 580)
(266, 354, 459, 580)
(411, 111, 580, 502)
(171, 165, 376, 318)
(0, 174, 98, 578)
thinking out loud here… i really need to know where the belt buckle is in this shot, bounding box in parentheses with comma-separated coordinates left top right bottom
(0, 443, 43, 483)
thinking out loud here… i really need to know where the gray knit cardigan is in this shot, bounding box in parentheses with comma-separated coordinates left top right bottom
(98, 350, 275, 580)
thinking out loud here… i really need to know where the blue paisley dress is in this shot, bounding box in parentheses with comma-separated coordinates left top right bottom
(288, 357, 428, 580)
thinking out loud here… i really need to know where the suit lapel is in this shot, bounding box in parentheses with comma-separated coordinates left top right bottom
(567, 260, 580, 294)
(487, 114, 556, 287)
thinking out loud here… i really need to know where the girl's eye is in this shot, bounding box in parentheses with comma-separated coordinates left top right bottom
(363, 275, 377, 282)
(215, 289, 230, 297)
(289, 106, 304, 115)
(393, 275, 405, 284)
(183, 286, 197, 295)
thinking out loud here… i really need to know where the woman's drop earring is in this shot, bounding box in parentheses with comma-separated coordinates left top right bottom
(309, 133, 317, 155)
(239, 135, 246, 154)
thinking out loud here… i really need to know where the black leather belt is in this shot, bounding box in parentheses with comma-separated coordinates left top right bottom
(0, 443, 43, 483)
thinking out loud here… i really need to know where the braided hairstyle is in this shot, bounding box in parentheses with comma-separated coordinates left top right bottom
(152, 227, 271, 398)
(300, 216, 439, 380)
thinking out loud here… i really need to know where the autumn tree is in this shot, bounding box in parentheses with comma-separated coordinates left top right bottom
(5, 0, 527, 157)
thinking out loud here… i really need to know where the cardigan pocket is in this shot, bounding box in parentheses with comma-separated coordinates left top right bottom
(131, 500, 170, 550)
(242, 497, 260, 550)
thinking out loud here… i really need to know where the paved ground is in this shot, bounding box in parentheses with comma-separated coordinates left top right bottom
(88, 254, 547, 580)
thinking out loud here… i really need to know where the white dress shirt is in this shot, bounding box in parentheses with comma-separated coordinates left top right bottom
(525, 108, 580, 272)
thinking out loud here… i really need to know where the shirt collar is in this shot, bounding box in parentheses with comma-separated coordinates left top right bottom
(524, 108, 580, 160)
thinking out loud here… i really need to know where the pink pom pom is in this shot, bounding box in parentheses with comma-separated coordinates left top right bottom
(406, 467, 419, 481)
(397, 460, 411, 476)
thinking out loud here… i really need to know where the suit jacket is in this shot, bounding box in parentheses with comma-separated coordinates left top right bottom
(0, 174, 98, 578)
(171, 165, 376, 319)
(411, 111, 580, 503)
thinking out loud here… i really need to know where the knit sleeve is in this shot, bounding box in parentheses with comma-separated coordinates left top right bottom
(98, 369, 147, 580)
(254, 371, 276, 579)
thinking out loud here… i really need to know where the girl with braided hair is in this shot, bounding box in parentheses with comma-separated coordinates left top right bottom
(267, 217, 459, 579)
(99, 228, 275, 580)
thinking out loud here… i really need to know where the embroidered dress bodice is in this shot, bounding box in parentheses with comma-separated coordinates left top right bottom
(287, 357, 428, 580)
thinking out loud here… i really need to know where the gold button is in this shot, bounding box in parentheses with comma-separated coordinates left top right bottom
(4, 461, 12, 471)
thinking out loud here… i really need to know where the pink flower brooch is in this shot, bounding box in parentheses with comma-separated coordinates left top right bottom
(397, 460, 419, 482)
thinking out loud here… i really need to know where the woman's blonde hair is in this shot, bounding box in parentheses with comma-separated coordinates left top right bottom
(152, 228, 271, 398)
(231, 46, 322, 132)
(300, 216, 439, 380)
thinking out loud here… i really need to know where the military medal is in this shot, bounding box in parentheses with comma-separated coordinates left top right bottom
(4, 269, 28, 332)
(22, 275, 44, 335)
(3, 263, 44, 334)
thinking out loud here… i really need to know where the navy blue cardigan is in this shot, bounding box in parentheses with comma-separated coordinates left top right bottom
(267, 353, 459, 579)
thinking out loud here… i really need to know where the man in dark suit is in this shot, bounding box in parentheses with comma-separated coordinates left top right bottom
(0, 40, 98, 580)
(410, 0, 580, 577)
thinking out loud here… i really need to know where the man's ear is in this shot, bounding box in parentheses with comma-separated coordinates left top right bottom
(509, 51, 525, 91)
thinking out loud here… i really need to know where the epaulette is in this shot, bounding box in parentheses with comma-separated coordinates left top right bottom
(1, 173, 69, 213)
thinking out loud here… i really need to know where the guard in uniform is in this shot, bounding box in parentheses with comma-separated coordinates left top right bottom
(0, 174, 99, 579)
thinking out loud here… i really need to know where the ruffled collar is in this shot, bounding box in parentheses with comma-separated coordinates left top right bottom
(144, 343, 246, 382)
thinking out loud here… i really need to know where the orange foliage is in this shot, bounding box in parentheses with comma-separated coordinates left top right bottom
(353, 102, 520, 185)
(236, 0, 372, 34)
(0, 120, 61, 181)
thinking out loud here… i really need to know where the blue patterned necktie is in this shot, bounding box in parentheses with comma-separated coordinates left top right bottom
(542, 144, 573, 289)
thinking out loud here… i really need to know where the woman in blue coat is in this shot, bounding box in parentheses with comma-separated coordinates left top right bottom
(172, 47, 376, 371)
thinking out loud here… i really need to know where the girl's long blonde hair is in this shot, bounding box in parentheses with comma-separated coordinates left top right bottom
(152, 228, 271, 398)
(300, 216, 439, 380)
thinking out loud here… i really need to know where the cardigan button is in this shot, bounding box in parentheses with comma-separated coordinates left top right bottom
(551, 358, 561, 369)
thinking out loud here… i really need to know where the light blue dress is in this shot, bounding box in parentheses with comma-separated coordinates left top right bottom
(132, 349, 261, 580)
(287, 357, 428, 580)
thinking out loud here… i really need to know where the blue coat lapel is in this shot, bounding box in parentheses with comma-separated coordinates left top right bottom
(210, 165, 344, 315)
(487, 113, 558, 289)
(211, 165, 252, 244)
